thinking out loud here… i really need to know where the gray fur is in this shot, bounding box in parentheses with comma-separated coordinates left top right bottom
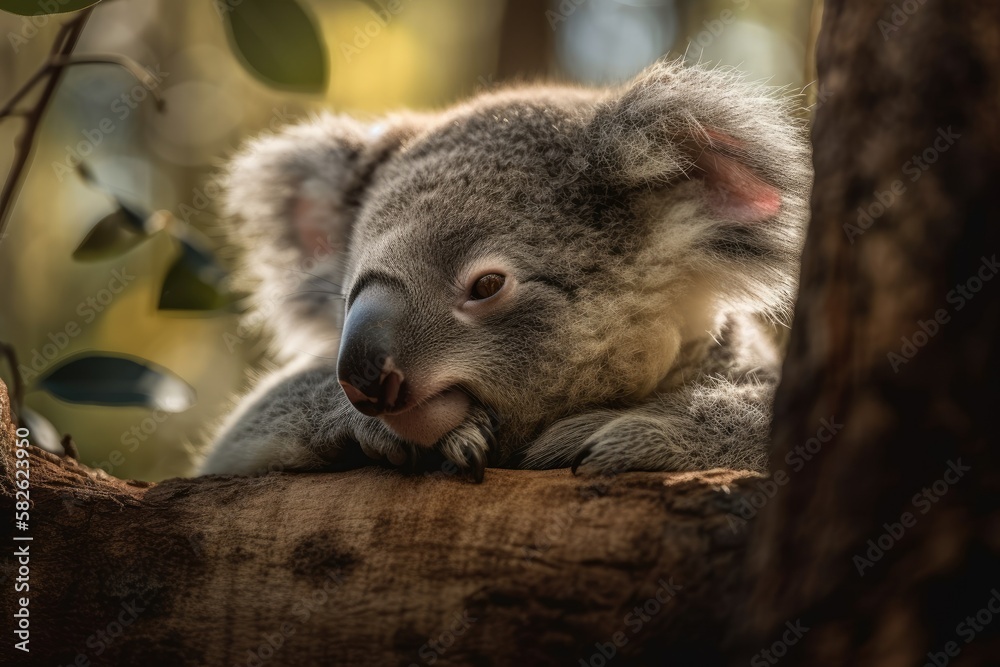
(199, 60, 811, 478)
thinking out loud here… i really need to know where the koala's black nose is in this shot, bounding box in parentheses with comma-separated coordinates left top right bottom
(337, 288, 408, 416)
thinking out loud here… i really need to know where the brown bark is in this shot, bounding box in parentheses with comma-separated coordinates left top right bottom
(0, 382, 758, 666)
(495, 0, 554, 82)
(734, 2, 1000, 665)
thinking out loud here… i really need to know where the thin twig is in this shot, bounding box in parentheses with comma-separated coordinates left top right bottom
(0, 6, 96, 245)
(0, 66, 55, 119)
(60, 433, 79, 460)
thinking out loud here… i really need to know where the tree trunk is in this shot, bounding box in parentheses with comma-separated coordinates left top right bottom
(495, 0, 554, 82)
(734, 2, 1000, 665)
(0, 381, 759, 666)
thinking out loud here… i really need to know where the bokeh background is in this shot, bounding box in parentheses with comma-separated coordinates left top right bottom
(0, 0, 819, 481)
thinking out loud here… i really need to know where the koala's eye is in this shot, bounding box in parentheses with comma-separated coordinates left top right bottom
(470, 273, 505, 300)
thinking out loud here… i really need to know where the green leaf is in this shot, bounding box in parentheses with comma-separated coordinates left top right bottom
(0, 0, 102, 15)
(20, 407, 63, 454)
(35, 353, 196, 412)
(73, 204, 150, 262)
(75, 163, 157, 234)
(158, 229, 233, 312)
(223, 0, 328, 93)
(115, 199, 149, 233)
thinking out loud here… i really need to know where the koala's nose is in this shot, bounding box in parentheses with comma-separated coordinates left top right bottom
(337, 288, 409, 416)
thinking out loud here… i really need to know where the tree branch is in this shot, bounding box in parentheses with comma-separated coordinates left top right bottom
(0, 6, 95, 244)
(0, 379, 759, 666)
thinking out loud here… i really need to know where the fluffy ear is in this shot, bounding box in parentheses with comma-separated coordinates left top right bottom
(688, 129, 783, 223)
(586, 61, 812, 318)
(225, 113, 416, 271)
(223, 113, 419, 355)
(588, 60, 810, 224)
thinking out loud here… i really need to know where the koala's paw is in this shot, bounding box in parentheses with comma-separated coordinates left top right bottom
(571, 415, 683, 475)
(350, 417, 415, 468)
(350, 408, 495, 482)
(434, 407, 496, 483)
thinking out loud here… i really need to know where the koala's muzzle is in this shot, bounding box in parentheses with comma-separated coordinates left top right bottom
(337, 288, 408, 416)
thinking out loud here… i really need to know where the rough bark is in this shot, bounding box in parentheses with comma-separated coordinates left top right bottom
(495, 0, 554, 81)
(0, 381, 759, 666)
(734, 2, 1000, 665)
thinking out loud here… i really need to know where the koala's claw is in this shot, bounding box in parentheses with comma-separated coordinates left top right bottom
(463, 448, 486, 484)
(570, 445, 593, 476)
(476, 422, 497, 449)
(435, 408, 494, 483)
(448, 438, 487, 483)
(570, 440, 625, 476)
(573, 415, 680, 475)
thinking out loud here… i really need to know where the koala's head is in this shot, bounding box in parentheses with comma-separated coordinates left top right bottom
(225, 61, 810, 458)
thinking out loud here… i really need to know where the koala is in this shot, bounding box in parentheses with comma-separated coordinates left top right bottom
(199, 60, 811, 481)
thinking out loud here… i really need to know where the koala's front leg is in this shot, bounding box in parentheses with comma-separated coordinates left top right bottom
(199, 362, 410, 475)
(522, 376, 774, 474)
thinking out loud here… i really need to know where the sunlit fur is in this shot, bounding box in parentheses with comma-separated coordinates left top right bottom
(199, 60, 811, 477)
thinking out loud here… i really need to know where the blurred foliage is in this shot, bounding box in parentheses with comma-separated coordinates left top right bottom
(157, 225, 234, 312)
(0, 0, 815, 481)
(72, 204, 149, 261)
(36, 352, 196, 411)
(19, 406, 60, 452)
(223, 0, 329, 93)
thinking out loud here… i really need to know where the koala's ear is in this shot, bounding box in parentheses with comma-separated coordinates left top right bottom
(685, 130, 782, 223)
(587, 61, 808, 224)
(224, 113, 416, 268)
(223, 114, 422, 356)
